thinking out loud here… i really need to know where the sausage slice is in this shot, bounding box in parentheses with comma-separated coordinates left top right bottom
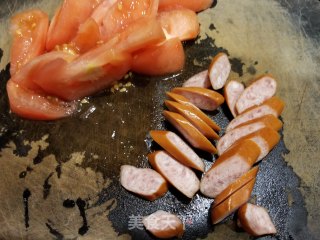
(171, 87, 225, 111)
(165, 100, 219, 140)
(200, 140, 260, 198)
(148, 151, 200, 198)
(224, 80, 245, 117)
(213, 166, 259, 207)
(236, 75, 277, 114)
(163, 110, 217, 153)
(211, 177, 256, 224)
(150, 130, 205, 172)
(182, 70, 211, 88)
(231, 114, 282, 132)
(166, 92, 220, 131)
(143, 210, 184, 238)
(208, 52, 231, 90)
(238, 203, 277, 236)
(217, 121, 269, 155)
(226, 96, 285, 132)
(120, 165, 168, 201)
(236, 127, 280, 161)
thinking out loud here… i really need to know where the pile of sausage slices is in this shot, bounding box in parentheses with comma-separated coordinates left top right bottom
(120, 52, 284, 239)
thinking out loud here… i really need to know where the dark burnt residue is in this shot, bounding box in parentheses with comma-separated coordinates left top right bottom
(43, 172, 54, 200)
(23, 188, 31, 229)
(46, 221, 64, 240)
(76, 198, 89, 236)
(63, 199, 75, 208)
(230, 58, 245, 77)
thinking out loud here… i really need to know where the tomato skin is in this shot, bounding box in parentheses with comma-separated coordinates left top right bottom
(32, 53, 132, 101)
(46, 0, 101, 51)
(101, 0, 159, 40)
(9, 9, 49, 76)
(159, 0, 213, 12)
(157, 7, 199, 41)
(10, 51, 77, 93)
(71, 18, 101, 54)
(6, 80, 77, 120)
(132, 37, 185, 76)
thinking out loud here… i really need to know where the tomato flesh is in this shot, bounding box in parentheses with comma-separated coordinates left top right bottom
(159, 0, 213, 12)
(158, 7, 199, 41)
(101, 0, 159, 40)
(46, 0, 101, 50)
(6, 80, 77, 120)
(71, 18, 101, 54)
(9, 9, 49, 76)
(132, 37, 185, 75)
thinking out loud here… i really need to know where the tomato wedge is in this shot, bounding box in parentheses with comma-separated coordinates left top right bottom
(132, 37, 185, 75)
(101, 0, 159, 40)
(91, 0, 117, 25)
(159, 0, 213, 12)
(33, 18, 165, 100)
(71, 18, 101, 54)
(10, 51, 78, 93)
(6, 80, 77, 120)
(46, 0, 101, 50)
(9, 9, 49, 76)
(157, 7, 199, 41)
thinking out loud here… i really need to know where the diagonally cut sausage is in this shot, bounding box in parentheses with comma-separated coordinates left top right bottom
(165, 100, 219, 140)
(182, 70, 210, 88)
(200, 140, 260, 198)
(226, 96, 285, 132)
(211, 177, 256, 224)
(163, 110, 217, 153)
(236, 75, 277, 114)
(217, 121, 269, 155)
(143, 210, 185, 238)
(231, 114, 282, 132)
(213, 166, 259, 207)
(224, 80, 245, 117)
(235, 127, 280, 162)
(148, 151, 200, 198)
(120, 165, 168, 201)
(166, 92, 220, 131)
(171, 87, 225, 111)
(208, 52, 231, 90)
(238, 203, 277, 237)
(150, 130, 205, 172)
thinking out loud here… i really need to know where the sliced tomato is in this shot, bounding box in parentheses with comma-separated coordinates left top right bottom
(6, 80, 77, 120)
(101, 0, 159, 40)
(10, 51, 77, 93)
(33, 18, 164, 100)
(159, 0, 213, 12)
(9, 9, 49, 76)
(132, 37, 185, 75)
(32, 53, 132, 101)
(157, 7, 199, 41)
(46, 0, 101, 51)
(71, 18, 101, 54)
(91, 0, 117, 25)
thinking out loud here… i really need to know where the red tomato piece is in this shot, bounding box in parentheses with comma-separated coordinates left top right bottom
(6, 80, 77, 120)
(10, 51, 78, 93)
(101, 0, 159, 40)
(157, 7, 200, 41)
(132, 37, 185, 75)
(91, 0, 117, 25)
(46, 0, 101, 51)
(159, 0, 213, 12)
(9, 9, 49, 76)
(71, 18, 101, 54)
(33, 17, 165, 100)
